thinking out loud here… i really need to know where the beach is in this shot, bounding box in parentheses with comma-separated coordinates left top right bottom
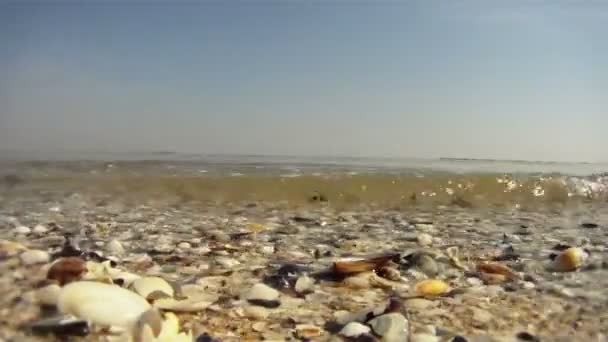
(1, 156, 607, 341)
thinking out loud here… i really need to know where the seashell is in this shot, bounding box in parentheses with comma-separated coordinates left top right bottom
(152, 296, 217, 312)
(132, 309, 163, 341)
(377, 266, 401, 281)
(446, 246, 468, 270)
(552, 247, 588, 272)
(82, 260, 116, 283)
(476, 262, 518, 280)
(414, 279, 450, 297)
(295, 324, 323, 339)
(477, 272, 508, 285)
(333, 252, 399, 275)
(131, 277, 175, 299)
(47, 257, 88, 285)
(132, 311, 192, 342)
(57, 281, 151, 328)
(112, 272, 141, 287)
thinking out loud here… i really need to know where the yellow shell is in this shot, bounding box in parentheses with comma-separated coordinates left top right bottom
(553, 247, 587, 272)
(414, 279, 450, 297)
(247, 223, 266, 232)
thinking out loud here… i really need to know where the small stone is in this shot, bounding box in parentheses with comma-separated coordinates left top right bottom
(415, 255, 439, 277)
(243, 305, 270, 320)
(339, 322, 371, 337)
(368, 313, 409, 342)
(294, 275, 315, 294)
(245, 283, 281, 308)
(216, 257, 240, 268)
(417, 233, 433, 247)
(260, 245, 275, 255)
(405, 298, 436, 311)
(252, 321, 267, 332)
(177, 242, 191, 250)
(14, 226, 31, 235)
(411, 334, 440, 342)
(466, 277, 484, 287)
(106, 239, 125, 256)
(471, 308, 492, 326)
(21, 249, 50, 265)
(295, 324, 322, 339)
(35, 284, 62, 306)
(33, 224, 49, 234)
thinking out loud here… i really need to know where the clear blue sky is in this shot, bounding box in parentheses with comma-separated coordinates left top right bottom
(1, 1, 606, 162)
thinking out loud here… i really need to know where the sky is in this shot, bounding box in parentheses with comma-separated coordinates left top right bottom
(0, 1, 606, 162)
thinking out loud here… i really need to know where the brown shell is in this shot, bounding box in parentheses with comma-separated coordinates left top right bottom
(333, 252, 399, 275)
(476, 262, 518, 280)
(47, 257, 87, 285)
(478, 272, 508, 285)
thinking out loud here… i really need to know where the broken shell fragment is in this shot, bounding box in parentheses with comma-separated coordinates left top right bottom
(414, 279, 450, 297)
(47, 257, 88, 285)
(552, 247, 588, 272)
(131, 277, 175, 299)
(153, 296, 217, 312)
(333, 252, 399, 275)
(132, 311, 193, 342)
(57, 281, 151, 328)
(132, 309, 163, 341)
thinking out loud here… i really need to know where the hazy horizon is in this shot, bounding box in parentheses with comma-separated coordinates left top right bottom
(1, 1, 607, 163)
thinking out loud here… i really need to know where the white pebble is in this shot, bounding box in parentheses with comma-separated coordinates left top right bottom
(339, 322, 371, 337)
(33, 224, 49, 234)
(20, 250, 50, 265)
(177, 242, 191, 250)
(417, 233, 433, 247)
(14, 226, 31, 235)
(245, 283, 279, 302)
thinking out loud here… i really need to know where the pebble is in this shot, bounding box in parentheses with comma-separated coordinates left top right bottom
(294, 275, 315, 294)
(177, 242, 192, 250)
(368, 313, 409, 342)
(245, 283, 281, 308)
(33, 224, 49, 234)
(20, 249, 50, 265)
(339, 322, 371, 337)
(471, 307, 493, 326)
(243, 305, 270, 320)
(405, 298, 436, 311)
(216, 257, 240, 268)
(14, 226, 31, 235)
(106, 239, 125, 256)
(417, 233, 434, 247)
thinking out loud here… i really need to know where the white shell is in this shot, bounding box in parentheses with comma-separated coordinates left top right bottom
(58, 281, 151, 328)
(131, 277, 174, 299)
(153, 297, 216, 312)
